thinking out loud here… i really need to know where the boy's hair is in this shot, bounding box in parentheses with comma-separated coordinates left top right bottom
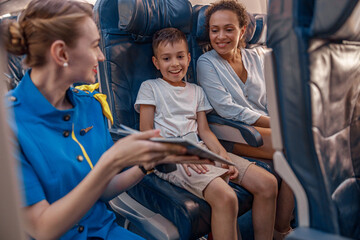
(152, 27, 188, 56)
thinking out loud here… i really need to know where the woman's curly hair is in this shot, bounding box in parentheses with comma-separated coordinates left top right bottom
(205, 0, 248, 47)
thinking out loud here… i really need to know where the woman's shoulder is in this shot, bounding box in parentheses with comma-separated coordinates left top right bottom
(241, 47, 264, 64)
(241, 48, 259, 57)
(198, 49, 217, 61)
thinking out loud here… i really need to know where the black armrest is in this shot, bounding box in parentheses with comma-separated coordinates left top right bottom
(206, 114, 263, 147)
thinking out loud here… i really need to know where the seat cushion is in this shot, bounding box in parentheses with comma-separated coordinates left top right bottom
(127, 160, 272, 239)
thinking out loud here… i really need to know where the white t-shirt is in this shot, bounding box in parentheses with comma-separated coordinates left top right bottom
(135, 78, 212, 138)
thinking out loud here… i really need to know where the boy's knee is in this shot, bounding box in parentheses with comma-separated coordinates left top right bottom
(206, 182, 238, 210)
(222, 188, 238, 206)
(264, 174, 278, 199)
(256, 174, 278, 199)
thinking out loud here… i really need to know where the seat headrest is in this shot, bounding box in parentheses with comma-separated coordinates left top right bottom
(193, 5, 266, 45)
(118, 0, 192, 42)
(311, 0, 360, 41)
(248, 14, 267, 45)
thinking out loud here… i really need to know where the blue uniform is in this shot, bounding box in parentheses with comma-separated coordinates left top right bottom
(6, 71, 143, 240)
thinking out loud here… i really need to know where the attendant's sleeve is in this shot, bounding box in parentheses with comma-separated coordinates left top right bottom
(197, 57, 262, 125)
(134, 81, 156, 113)
(19, 151, 46, 206)
(12, 135, 46, 207)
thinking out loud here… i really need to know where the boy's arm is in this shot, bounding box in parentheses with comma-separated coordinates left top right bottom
(197, 111, 239, 180)
(197, 111, 228, 158)
(139, 104, 155, 131)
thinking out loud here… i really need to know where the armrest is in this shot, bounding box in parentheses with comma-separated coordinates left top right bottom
(109, 192, 180, 240)
(206, 114, 263, 147)
(286, 227, 353, 240)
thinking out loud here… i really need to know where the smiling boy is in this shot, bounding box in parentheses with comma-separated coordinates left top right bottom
(134, 27, 278, 240)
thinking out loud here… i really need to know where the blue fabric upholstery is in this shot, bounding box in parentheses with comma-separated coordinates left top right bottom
(94, 0, 274, 239)
(267, 0, 360, 238)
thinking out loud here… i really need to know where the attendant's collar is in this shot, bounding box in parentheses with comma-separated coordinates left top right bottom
(15, 70, 77, 124)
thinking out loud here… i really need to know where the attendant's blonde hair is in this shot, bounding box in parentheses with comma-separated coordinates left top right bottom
(3, 0, 93, 67)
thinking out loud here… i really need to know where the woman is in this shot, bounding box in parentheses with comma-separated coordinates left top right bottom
(197, 1, 294, 239)
(3, 0, 206, 239)
(197, 0, 273, 160)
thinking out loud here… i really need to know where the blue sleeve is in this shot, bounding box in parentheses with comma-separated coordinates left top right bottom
(8, 114, 46, 207)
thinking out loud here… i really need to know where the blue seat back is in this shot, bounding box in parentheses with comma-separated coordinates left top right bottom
(94, 0, 193, 131)
(267, 0, 360, 238)
(94, 1, 274, 239)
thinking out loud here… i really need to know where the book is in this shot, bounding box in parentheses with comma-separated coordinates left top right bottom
(116, 124, 235, 166)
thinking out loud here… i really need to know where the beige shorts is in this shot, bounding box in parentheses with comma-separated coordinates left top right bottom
(155, 148, 253, 200)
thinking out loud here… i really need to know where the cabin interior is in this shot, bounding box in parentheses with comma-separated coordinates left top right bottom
(0, 0, 359, 239)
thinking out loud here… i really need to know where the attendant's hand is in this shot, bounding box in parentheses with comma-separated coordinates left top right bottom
(181, 163, 209, 176)
(104, 129, 211, 171)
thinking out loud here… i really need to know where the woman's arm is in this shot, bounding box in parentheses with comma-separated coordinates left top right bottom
(253, 115, 271, 128)
(23, 147, 126, 240)
(101, 104, 155, 201)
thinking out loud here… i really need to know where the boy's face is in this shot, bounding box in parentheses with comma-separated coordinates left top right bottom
(152, 40, 191, 87)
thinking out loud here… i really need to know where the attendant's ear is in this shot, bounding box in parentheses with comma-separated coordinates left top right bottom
(152, 56, 160, 70)
(187, 52, 191, 65)
(50, 40, 68, 67)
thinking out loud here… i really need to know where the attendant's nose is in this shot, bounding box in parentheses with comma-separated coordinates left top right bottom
(97, 47, 105, 62)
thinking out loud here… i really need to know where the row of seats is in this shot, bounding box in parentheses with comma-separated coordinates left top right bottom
(93, 0, 271, 239)
(266, 0, 360, 239)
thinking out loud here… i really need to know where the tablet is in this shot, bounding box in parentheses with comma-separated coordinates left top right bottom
(117, 125, 234, 166)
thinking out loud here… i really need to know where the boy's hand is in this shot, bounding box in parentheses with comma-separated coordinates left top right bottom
(220, 152, 239, 180)
(222, 164, 239, 180)
(182, 163, 209, 176)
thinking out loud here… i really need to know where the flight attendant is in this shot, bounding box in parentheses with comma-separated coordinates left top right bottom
(3, 0, 204, 239)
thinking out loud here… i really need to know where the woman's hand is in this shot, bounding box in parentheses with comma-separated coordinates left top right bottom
(181, 163, 209, 176)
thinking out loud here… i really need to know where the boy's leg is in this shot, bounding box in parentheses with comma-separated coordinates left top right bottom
(203, 177, 238, 240)
(237, 164, 278, 240)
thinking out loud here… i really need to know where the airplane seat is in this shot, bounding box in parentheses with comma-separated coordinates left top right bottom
(190, 5, 269, 150)
(266, 0, 360, 239)
(93, 0, 272, 239)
